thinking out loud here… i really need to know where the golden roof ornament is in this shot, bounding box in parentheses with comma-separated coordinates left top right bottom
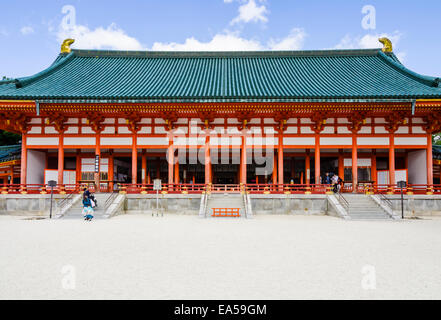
(61, 38, 75, 54)
(378, 37, 392, 53)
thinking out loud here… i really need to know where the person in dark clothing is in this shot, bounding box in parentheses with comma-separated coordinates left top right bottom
(83, 187, 97, 207)
(82, 195, 94, 221)
(325, 172, 331, 185)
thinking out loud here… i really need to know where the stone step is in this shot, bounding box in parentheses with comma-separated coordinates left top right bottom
(339, 194, 392, 220)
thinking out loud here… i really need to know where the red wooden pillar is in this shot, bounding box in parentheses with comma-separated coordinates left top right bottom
(427, 134, 433, 185)
(108, 151, 114, 191)
(75, 149, 81, 185)
(314, 135, 320, 184)
(389, 134, 395, 185)
(20, 133, 27, 185)
(305, 149, 310, 185)
(174, 157, 179, 184)
(338, 149, 344, 180)
(10, 165, 14, 184)
(352, 135, 358, 191)
(240, 136, 247, 184)
(278, 134, 284, 185)
(58, 134, 64, 186)
(168, 147, 174, 185)
(131, 137, 137, 185)
(205, 137, 211, 185)
(95, 134, 101, 190)
(371, 150, 377, 184)
(141, 150, 147, 185)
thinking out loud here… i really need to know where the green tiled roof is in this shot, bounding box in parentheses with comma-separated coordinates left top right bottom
(0, 48, 440, 102)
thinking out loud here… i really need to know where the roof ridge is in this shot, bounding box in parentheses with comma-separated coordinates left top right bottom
(14, 52, 75, 89)
(72, 48, 382, 58)
(378, 51, 440, 88)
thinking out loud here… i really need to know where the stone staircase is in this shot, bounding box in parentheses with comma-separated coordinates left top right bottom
(342, 194, 393, 220)
(61, 193, 114, 220)
(205, 193, 246, 218)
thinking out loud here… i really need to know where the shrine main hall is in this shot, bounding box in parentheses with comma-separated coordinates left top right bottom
(1, 38, 441, 195)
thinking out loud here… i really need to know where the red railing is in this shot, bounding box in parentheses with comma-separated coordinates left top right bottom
(116, 183, 207, 194)
(0, 184, 82, 194)
(1, 183, 441, 195)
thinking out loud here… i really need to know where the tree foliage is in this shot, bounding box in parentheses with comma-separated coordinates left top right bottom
(0, 130, 21, 146)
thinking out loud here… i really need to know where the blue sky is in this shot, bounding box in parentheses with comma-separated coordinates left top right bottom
(1, 0, 440, 78)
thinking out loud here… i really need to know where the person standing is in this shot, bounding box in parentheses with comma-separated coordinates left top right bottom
(325, 172, 331, 185)
(82, 194, 94, 221)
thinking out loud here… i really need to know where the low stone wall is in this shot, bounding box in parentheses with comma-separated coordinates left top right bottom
(124, 194, 201, 215)
(250, 194, 328, 215)
(0, 194, 68, 216)
(386, 195, 441, 217)
(2, 193, 441, 217)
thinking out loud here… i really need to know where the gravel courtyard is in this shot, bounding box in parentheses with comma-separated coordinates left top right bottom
(1, 214, 441, 300)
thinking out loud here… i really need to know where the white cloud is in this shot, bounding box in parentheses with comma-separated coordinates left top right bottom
(151, 28, 307, 51)
(57, 23, 144, 50)
(230, 0, 269, 25)
(152, 32, 264, 51)
(334, 32, 402, 50)
(333, 32, 405, 62)
(268, 28, 306, 51)
(20, 26, 34, 35)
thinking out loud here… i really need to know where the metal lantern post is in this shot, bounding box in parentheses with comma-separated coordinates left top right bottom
(397, 180, 406, 219)
(48, 180, 57, 219)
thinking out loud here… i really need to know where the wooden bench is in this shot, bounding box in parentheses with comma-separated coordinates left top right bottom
(212, 208, 241, 218)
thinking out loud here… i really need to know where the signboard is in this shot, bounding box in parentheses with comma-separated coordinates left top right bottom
(397, 181, 407, 188)
(153, 179, 162, 191)
(95, 155, 100, 173)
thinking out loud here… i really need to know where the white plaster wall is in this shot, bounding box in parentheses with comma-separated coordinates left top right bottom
(26, 150, 45, 185)
(27, 137, 59, 146)
(300, 127, 314, 134)
(29, 118, 42, 124)
(138, 127, 152, 134)
(64, 126, 79, 134)
(210, 137, 241, 146)
(394, 137, 427, 146)
(137, 137, 169, 145)
(408, 150, 427, 184)
(102, 127, 115, 134)
(64, 137, 96, 146)
(358, 126, 372, 134)
(27, 127, 42, 134)
(283, 137, 315, 146)
(117, 127, 132, 134)
(44, 126, 58, 134)
(247, 137, 278, 146)
(285, 127, 297, 134)
(81, 126, 95, 134)
(101, 137, 133, 145)
(320, 137, 352, 145)
(375, 127, 388, 134)
(337, 127, 351, 134)
(357, 137, 389, 146)
(321, 127, 334, 134)
(412, 126, 426, 134)
(396, 126, 409, 134)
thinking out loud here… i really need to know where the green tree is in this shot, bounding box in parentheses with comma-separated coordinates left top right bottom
(0, 130, 21, 146)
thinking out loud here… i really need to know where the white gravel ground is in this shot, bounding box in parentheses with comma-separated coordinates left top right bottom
(1, 214, 441, 300)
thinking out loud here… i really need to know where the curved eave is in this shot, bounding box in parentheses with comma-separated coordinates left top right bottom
(378, 51, 440, 87)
